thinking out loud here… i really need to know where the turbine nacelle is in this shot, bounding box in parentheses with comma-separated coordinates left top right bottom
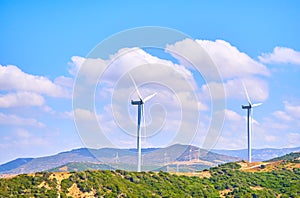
(241, 104, 251, 109)
(242, 102, 262, 109)
(131, 100, 143, 105)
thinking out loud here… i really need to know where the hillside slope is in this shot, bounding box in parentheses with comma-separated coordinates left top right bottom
(1, 144, 240, 174)
(212, 147, 300, 161)
(1, 157, 299, 197)
(0, 158, 33, 173)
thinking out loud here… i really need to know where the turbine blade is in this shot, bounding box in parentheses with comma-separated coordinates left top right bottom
(252, 103, 262, 108)
(129, 73, 143, 100)
(242, 81, 252, 105)
(143, 93, 157, 103)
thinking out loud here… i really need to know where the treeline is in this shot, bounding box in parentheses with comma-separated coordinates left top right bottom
(0, 163, 299, 197)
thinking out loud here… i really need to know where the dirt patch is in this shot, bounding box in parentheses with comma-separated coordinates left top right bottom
(172, 171, 211, 178)
(67, 183, 96, 198)
(49, 172, 70, 183)
(250, 186, 264, 190)
(239, 161, 273, 172)
(0, 174, 18, 179)
(59, 166, 68, 172)
(219, 189, 233, 197)
(38, 181, 51, 189)
(170, 159, 216, 167)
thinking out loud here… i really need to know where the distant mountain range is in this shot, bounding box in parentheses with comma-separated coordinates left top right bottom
(0, 158, 33, 173)
(1, 144, 299, 174)
(212, 146, 300, 162)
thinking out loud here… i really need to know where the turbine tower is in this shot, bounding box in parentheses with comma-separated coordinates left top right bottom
(241, 83, 262, 163)
(130, 74, 156, 172)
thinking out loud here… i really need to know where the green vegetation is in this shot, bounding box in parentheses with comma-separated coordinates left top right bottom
(0, 172, 58, 197)
(266, 152, 300, 162)
(209, 163, 300, 197)
(0, 161, 300, 197)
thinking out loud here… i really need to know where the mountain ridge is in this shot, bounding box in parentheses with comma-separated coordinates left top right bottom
(212, 146, 300, 162)
(1, 144, 299, 174)
(0, 144, 238, 174)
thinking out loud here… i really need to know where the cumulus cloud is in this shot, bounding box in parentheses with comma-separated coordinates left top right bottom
(70, 48, 195, 88)
(286, 133, 300, 147)
(196, 40, 270, 78)
(272, 110, 293, 122)
(0, 65, 67, 97)
(284, 102, 300, 119)
(166, 39, 270, 104)
(54, 76, 74, 88)
(224, 109, 243, 122)
(166, 39, 270, 78)
(74, 108, 99, 121)
(0, 92, 45, 108)
(259, 47, 300, 65)
(272, 101, 300, 123)
(68, 56, 86, 76)
(0, 113, 45, 128)
(203, 77, 268, 102)
(71, 47, 207, 149)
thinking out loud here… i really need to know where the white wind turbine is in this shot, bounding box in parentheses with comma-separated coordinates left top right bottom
(241, 82, 262, 163)
(130, 74, 156, 172)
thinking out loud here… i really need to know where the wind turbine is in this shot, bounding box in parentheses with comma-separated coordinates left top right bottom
(241, 82, 262, 163)
(130, 74, 156, 172)
(115, 152, 120, 170)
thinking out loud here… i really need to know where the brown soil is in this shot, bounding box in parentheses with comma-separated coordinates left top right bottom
(171, 170, 211, 178)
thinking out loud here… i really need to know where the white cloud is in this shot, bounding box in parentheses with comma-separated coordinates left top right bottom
(259, 47, 300, 65)
(286, 133, 300, 147)
(196, 40, 270, 78)
(165, 39, 270, 104)
(284, 102, 300, 119)
(224, 109, 243, 122)
(201, 77, 268, 102)
(264, 135, 278, 142)
(54, 76, 74, 88)
(71, 47, 203, 146)
(272, 110, 293, 122)
(15, 128, 31, 138)
(272, 102, 300, 124)
(0, 65, 67, 97)
(74, 108, 99, 121)
(0, 113, 45, 128)
(166, 39, 270, 79)
(70, 48, 195, 88)
(0, 92, 45, 108)
(68, 56, 86, 76)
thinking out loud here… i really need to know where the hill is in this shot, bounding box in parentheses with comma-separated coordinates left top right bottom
(266, 152, 300, 162)
(2, 145, 300, 175)
(0, 144, 239, 174)
(0, 158, 299, 197)
(212, 146, 300, 161)
(49, 162, 114, 172)
(0, 158, 33, 172)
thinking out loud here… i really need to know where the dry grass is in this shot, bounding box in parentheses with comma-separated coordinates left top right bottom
(219, 189, 233, 197)
(67, 183, 96, 198)
(172, 170, 211, 178)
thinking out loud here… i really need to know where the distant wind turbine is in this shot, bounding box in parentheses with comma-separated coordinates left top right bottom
(115, 152, 120, 170)
(241, 82, 262, 163)
(130, 74, 156, 172)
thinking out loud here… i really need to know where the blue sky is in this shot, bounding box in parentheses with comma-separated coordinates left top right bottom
(1, 1, 300, 164)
